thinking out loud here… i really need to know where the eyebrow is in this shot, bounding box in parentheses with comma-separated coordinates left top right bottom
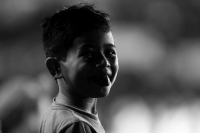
(79, 43, 116, 49)
(104, 43, 116, 48)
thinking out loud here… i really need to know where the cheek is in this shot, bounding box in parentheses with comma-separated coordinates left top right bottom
(62, 63, 84, 85)
(113, 63, 119, 77)
(72, 64, 91, 83)
(111, 59, 119, 81)
(112, 58, 119, 72)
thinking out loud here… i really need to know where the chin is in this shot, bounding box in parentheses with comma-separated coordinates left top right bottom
(88, 80, 113, 98)
(95, 86, 111, 98)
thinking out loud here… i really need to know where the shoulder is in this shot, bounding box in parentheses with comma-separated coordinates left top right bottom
(42, 105, 76, 123)
(40, 101, 102, 133)
(61, 122, 96, 133)
(40, 106, 79, 132)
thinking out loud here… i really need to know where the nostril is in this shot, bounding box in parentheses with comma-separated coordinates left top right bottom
(106, 61, 111, 67)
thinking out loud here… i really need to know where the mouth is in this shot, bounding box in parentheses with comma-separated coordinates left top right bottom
(91, 75, 111, 87)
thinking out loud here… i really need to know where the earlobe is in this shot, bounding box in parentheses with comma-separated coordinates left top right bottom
(45, 57, 63, 79)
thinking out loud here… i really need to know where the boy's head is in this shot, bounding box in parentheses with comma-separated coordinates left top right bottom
(41, 4, 118, 98)
(41, 3, 111, 61)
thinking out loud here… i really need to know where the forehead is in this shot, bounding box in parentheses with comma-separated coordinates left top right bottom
(72, 29, 115, 49)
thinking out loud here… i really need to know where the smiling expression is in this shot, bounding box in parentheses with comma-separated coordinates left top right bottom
(60, 29, 119, 98)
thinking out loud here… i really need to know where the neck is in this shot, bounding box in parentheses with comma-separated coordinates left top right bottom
(56, 78, 97, 114)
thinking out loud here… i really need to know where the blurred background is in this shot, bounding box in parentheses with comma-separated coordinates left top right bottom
(0, 0, 200, 133)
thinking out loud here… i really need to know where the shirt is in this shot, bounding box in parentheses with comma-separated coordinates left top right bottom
(38, 98, 105, 133)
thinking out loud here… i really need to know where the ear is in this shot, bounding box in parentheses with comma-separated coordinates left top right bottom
(45, 57, 63, 79)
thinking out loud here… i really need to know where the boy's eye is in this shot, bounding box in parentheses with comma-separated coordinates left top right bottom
(83, 50, 94, 58)
(106, 49, 116, 57)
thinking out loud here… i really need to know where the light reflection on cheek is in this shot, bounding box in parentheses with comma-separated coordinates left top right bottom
(111, 58, 119, 68)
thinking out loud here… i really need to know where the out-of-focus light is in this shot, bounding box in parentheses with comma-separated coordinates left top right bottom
(154, 105, 192, 133)
(110, 98, 152, 133)
(190, 99, 200, 133)
(172, 40, 200, 86)
(109, 96, 200, 133)
(113, 24, 166, 72)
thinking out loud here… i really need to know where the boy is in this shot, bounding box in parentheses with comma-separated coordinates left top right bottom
(39, 3, 119, 133)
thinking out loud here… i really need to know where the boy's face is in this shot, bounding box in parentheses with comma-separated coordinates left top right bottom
(60, 29, 118, 98)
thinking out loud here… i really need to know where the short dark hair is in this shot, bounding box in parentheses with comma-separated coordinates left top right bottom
(41, 3, 111, 61)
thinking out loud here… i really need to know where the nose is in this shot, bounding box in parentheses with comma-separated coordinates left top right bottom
(96, 55, 110, 68)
